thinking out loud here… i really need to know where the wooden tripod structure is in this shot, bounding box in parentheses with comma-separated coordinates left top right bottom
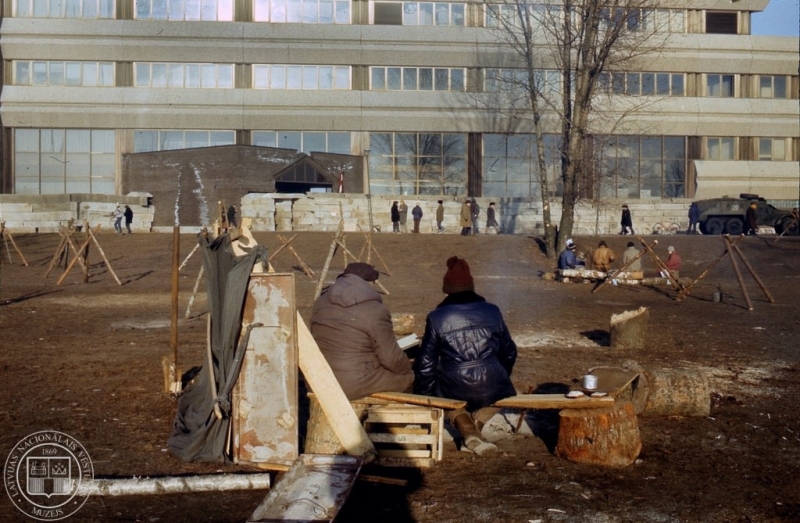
(44, 220, 121, 285)
(268, 233, 315, 279)
(0, 222, 28, 266)
(314, 206, 392, 300)
(677, 234, 774, 311)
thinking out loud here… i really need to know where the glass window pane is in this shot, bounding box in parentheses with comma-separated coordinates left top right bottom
(185, 131, 208, 148)
(168, 63, 183, 87)
(287, 0, 301, 22)
(185, 64, 201, 87)
(707, 74, 719, 97)
(371, 68, 385, 90)
(434, 68, 448, 90)
(774, 76, 787, 98)
(304, 132, 326, 152)
(419, 68, 433, 90)
(641, 73, 655, 95)
(387, 67, 401, 90)
(318, 66, 333, 89)
(152, 63, 168, 87)
(271, 66, 287, 89)
(626, 73, 640, 95)
(451, 69, 464, 91)
(252, 131, 276, 147)
(328, 132, 351, 154)
(721, 75, 734, 97)
(320, 0, 333, 23)
(721, 137, 734, 159)
(671, 74, 684, 95)
(420, 3, 433, 25)
(201, 64, 215, 87)
(286, 66, 301, 89)
(272, 0, 286, 22)
(210, 131, 234, 146)
(759, 76, 772, 98)
(201, 0, 216, 20)
(451, 4, 464, 25)
(32, 62, 48, 85)
(254, 0, 270, 20)
(403, 68, 417, 90)
(218, 65, 233, 88)
(773, 139, 785, 160)
(302, 66, 318, 89)
(435, 3, 448, 25)
(303, 0, 317, 22)
(15, 62, 31, 85)
(278, 131, 301, 150)
(334, 67, 349, 89)
(185, 0, 201, 19)
(170, 0, 184, 18)
(335, 0, 349, 23)
(759, 138, 772, 159)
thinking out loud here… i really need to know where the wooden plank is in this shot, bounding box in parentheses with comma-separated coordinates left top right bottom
(369, 391, 467, 410)
(297, 312, 377, 462)
(492, 393, 615, 409)
(376, 449, 433, 459)
(365, 409, 440, 425)
(248, 454, 361, 523)
(369, 433, 436, 445)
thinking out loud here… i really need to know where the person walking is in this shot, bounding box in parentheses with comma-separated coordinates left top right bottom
(113, 204, 123, 234)
(619, 204, 634, 235)
(486, 202, 499, 234)
(687, 202, 700, 234)
(398, 200, 409, 233)
(470, 199, 481, 235)
(436, 200, 446, 233)
(411, 203, 423, 233)
(745, 202, 758, 236)
(459, 200, 472, 236)
(390, 201, 400, 233)
(124, 205, 134, 235)
(414, 256, 517, 456)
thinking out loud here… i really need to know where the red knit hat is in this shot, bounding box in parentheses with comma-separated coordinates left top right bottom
(442, 256, 474, 294)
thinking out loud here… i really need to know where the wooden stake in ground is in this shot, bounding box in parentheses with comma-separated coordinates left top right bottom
(168, 226, 181, 394)
(268, 233, 315, 279)
(636, 237, 683, 291)
(314, 220, 345, 300)
(356, 224, 392, 277)
(0, 222, 29, 266)
(725, 235, 754, 311)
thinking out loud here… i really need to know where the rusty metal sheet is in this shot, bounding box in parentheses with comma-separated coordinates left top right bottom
(248, 454, 362, 523)
(233, 272, 298, 466)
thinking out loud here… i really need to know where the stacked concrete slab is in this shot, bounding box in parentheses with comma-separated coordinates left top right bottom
(0, 194, 154, 233)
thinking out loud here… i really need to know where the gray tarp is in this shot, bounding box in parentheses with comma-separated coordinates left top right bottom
(167, 233, 268, 462)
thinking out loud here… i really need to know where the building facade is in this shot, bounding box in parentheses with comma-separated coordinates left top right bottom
(1, 0, 798, 213)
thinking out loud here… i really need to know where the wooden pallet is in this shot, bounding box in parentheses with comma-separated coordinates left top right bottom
(361, 404, 444, 468)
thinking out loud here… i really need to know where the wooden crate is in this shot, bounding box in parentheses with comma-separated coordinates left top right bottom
(362, 404, 444, 468)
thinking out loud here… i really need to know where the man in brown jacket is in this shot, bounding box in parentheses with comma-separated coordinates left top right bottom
(591, 240, 616, 273)
(310, 262, 413, 400)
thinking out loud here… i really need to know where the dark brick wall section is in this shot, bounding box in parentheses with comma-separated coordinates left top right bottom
(122, 145, 363, 227)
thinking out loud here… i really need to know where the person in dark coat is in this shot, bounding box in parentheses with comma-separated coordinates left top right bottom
(745, 202, 758, 235)
(123, 205, 134, 235)
(398, 200, 408, 233)
(435, 200, 445, 233)
(619, 204, 634, 235)
(557, 239, 585, 270)
(227, 204, 237, 229)
(414, 256, 517, 455)
(310, 262, 413, 400)
(687, 202, 700, 234)
(390, 201, 400, 233)
(470, 199, 480, 235)
(411, 203, 423, 233)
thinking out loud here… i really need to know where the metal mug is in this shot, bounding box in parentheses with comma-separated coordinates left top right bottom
(582, 374, 598, 390)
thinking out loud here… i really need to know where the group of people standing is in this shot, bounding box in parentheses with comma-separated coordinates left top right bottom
(390, 200, 424, 234)
(460, 199, 499, 236)
(310, 257, 516, 456)
(392, 199, 501, 235)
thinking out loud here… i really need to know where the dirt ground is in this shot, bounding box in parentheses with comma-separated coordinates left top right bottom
(1, 228, 799, 523)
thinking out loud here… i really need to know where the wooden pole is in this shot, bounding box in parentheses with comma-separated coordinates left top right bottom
(56, 234, 92, 286)
(676, 235, 742, 301)
(728, 237, 774, 303)
(184, 265, 205, 319)
(44, 231, 69, 278)
(638, 237, 681, 290)
(724, 235, 754, 311)
(1, 223, 28, 266)
(85, 222, 121, 285)
(170, 226, 180, 389)
(179, 243, 200, 271)
(314, 221, 344, 300)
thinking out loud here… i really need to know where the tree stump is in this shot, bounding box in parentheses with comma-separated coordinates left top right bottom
(556, 401, 641, 467)
(642, 368, 711, 417)
(609, 307, 649, 349)
(304, 395, 369, 454)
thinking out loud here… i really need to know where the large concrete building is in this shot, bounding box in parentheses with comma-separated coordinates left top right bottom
(0, 0, 797, 226)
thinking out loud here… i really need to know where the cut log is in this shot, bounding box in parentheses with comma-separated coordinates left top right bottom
(77, 474, 271, 496)
(556, 401, 641, 467)
(391, 313, 415, 336)
(304, 394, 369, 455)
(642, 368, 711, 417)
(609, 307, 649, 350)
(587, 366, 649, 416)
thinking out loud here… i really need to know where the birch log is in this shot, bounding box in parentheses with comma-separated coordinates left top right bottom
(76, 474, 271, 496)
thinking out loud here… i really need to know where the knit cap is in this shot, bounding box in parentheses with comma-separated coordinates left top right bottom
(343, 262, 379, 282)
(442, 256, 474, 294)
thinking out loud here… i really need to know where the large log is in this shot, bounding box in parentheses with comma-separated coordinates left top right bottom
(642, 368, 711, 417)
(609, 307, 649, 350)
(556, 401, 641, 467)
(305, 395, 369, 454)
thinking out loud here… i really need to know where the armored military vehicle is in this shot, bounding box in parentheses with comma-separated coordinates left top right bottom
(693, 194, 797, 235)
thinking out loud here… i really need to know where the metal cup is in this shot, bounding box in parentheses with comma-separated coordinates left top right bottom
(582, 374, 598, 390)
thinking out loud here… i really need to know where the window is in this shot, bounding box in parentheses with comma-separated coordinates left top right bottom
(371, 67, 465, 91)
(482, 134, 561, 198)
(135, 0, 233, 20)
(14, 129, 116, 194)
(253, 0, 351, 23)
(706, 11, 737, 34)
(14, 61, 114, 86)
(135, 63, 234, 88)
(759, 138, 786, 161)
(251, 131, 352, 154)
(706, 137, 735, 160)
(367, 133, 467, 195)
(133, 130, 235, 152)
(597, 72, 684, 97)
(253, 65, 350, 90)
(14, 0, 114, 18)
(595, 135, 686, 199)
(707, 74, 735, 97)
(640, 9, 685, 33)
(759, 75, 788, 99)
(374, 2, 464, 25)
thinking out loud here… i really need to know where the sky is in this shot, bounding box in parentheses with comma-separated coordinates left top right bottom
(750, 0, 800, 37)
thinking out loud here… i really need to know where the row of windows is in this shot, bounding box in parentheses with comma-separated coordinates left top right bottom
(11, 61, 795, 101)
(486, 6, 687, 34)
(707, 137, 788, 161)
(16, 128, 796, 196)
(11, 0, 692, 33)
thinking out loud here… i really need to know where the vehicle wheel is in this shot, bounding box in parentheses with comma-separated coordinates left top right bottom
(725, 218, 744, 235)
(705, 217, 725, 234)
(776, 216, 800, 236)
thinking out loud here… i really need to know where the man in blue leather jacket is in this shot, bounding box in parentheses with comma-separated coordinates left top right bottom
(414, 256, 517, 455)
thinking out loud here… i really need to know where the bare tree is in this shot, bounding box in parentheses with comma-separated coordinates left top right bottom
(485, 0, 668, 257)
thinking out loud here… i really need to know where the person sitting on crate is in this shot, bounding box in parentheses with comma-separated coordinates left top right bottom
(310, 262, 414, 400)
(414, 256, 517, 456)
